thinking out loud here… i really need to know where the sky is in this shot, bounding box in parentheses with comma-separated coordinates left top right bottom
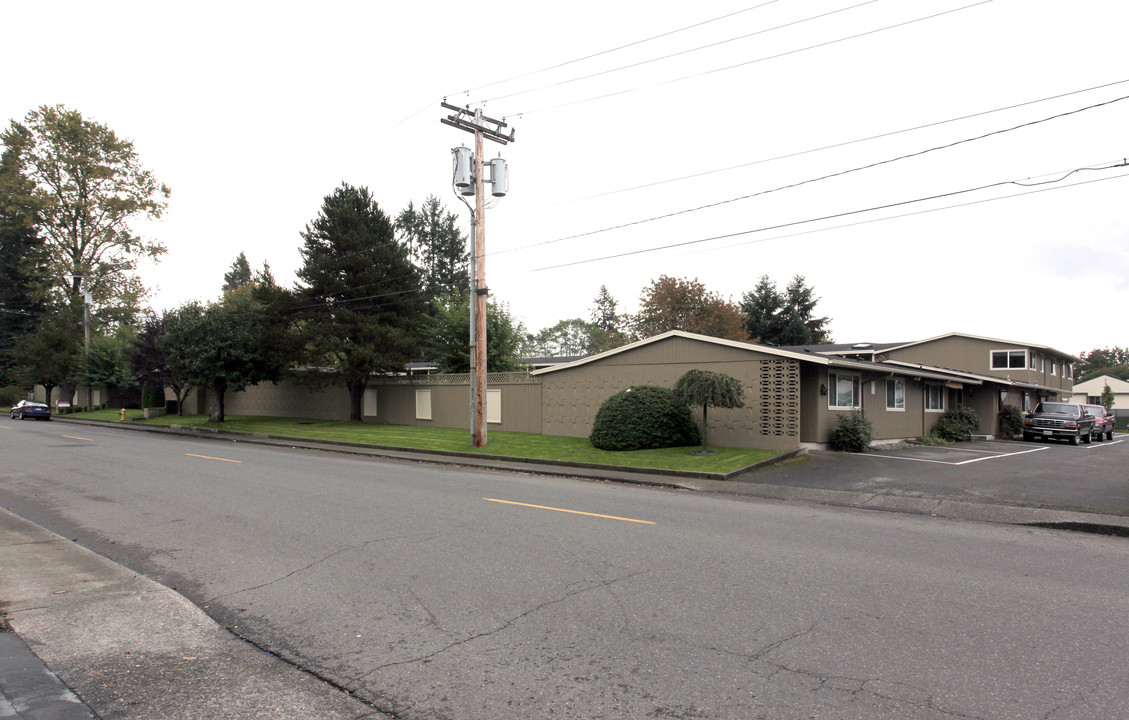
(4, 0, 1128, 358)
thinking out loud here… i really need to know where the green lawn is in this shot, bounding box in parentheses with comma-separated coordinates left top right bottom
(65, 410, 779, 474)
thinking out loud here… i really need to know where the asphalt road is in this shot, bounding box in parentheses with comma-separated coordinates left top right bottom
(2, 420, 1128, 719)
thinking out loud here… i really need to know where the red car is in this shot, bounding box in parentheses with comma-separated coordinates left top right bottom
(1082, 404, 1116, 441)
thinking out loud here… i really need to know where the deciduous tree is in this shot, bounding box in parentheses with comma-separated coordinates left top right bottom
(125, 311, 195, 414)
(426, 294, 527, 373)
(671, 369, 745, 454)
(627, 276, 744, 341)
(1, 105, 169, 326)
(525, 318, 606, 357)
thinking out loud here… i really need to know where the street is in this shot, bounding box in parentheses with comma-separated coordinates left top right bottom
(2, 420, 1129, 719)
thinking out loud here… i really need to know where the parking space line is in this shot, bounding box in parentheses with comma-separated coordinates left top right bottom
(855, 446, 1049, 466)
(952, 447, 1049, 464)
(1084, 439, 1125, 451)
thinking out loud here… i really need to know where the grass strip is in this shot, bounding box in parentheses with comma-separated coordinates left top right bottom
(68, 410, 778, 473)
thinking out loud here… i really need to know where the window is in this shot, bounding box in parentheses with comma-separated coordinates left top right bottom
(828, 372, 860, 409)
(925, 384, 945, 412)
(1066, 363, 1073, 379)
(415, 389, 432, 420)
(886, 379, 905, 411)
(1050, 361, 1057, 376)
(991, 349, 1026, 369)
(487, 388, 501, 424)
(1029, 353, 1037, 370)
(1087, 395, 1101, 404)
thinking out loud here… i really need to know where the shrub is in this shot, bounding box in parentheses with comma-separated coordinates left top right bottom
(931, 406, 980, 441)
(829, 411, 873, 452)
(141, 383, 165, 409)
(590, 385, 700, 451)
(997, 404, 1025, 439)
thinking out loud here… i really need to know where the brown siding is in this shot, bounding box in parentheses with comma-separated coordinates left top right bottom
(885, 336, 1074, 394)
(540, 336, 801, 451)
(222, 381, 352, 420)
(368, 374, 542, 433)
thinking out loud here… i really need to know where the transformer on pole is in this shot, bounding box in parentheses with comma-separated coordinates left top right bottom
(443, 102, 515, 448)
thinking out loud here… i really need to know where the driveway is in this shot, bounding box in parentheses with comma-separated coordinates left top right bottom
(748, 437, 1129, 516)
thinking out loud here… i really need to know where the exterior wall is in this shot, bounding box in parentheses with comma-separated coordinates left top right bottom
(222, 381, 353, 420)
(801, 368, 934, 443)
(884, 336, 1074, 395)
(368, 373, 542, 434)
(540, 336, 801, 451)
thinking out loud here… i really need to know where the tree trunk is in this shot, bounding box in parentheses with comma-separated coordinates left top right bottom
(43, 384, 55, 407)
(701, 404, 709, 453)
(208, 381, 226, 422)
(347, 377, 366, 422)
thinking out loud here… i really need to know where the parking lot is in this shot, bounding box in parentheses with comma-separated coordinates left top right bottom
(752, 436, 1129, 517)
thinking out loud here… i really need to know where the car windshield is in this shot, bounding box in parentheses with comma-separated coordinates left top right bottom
(1085, 406, 1105, 416)
(1037, 403, 1078, 416)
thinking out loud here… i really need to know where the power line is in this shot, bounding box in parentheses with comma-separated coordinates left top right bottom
(694, 167, 1129, 256)
(538, 77, 1129, 206)
(531, 161, 1129, 271)
(469, 0, 878, 107)
(392, 2, 786, 129)
(455, 1, 785, 98)
(496, 93, 1129, 258)
(503, 0, 994, 118)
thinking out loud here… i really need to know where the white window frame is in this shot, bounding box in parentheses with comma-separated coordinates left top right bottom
(487, 388, 502, 424)
(886, 379, 905, 411)
(1065, 363, 1073, 379)
(990, 349, 1026, 370)
(828, 372, 861, 410)
(415, 388, 432, 420)
(1029, 353, 1037, 370)
(1050, 360, 1057, 376)
(925, 384, 945, 412)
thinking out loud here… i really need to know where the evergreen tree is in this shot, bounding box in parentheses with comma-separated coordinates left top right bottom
(295, 183, 427, 420)
(590, 285, 619, 333)
(396, 195, 468, 311)
(740, 275, 784, 344)
(222, 252, 253, 294)
(741, 274, 831, 346)
(0, 140, 45, 387)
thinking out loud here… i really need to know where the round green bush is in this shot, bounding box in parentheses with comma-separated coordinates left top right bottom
(590, 385, 701, 451)
(829, 411, 873, 452)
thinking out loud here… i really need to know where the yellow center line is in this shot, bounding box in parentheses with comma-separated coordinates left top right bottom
(484, 498, 655, 525)
(185, 453, 242, 463)
(61, 435, 93, 441)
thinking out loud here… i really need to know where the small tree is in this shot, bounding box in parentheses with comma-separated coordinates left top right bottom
(1101, 383, 1115, 413)
(670, 369, 745, 454)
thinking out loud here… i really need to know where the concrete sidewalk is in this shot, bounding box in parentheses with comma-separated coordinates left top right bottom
(4, 418, 1127, 718)
(0, 507, 387, 719)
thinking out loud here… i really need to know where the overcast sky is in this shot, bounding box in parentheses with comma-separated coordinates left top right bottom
(5, 0, 1127, 357)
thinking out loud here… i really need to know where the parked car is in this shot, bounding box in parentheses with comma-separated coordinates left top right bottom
(1082, 404, 1116, 441)
(1022, 402, 1094, 445)
(10, 400, 52, 421)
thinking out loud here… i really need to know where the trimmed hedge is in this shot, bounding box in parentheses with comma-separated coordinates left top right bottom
(590, 385, 701, 451)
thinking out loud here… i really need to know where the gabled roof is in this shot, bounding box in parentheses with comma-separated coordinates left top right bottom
(1071, 374, 1129, 393)
(778, 342, 905, 355)
(879, 332, 1079, 361)
(529, 330, 826, 375)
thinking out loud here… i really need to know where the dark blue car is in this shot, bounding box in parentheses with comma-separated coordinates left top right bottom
(10, 400, 51, 421)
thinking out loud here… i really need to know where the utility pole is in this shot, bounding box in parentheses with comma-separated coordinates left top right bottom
(443, 101, 513, 448)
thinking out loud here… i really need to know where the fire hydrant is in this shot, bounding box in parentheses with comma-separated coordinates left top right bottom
(119, 408, 126, 421)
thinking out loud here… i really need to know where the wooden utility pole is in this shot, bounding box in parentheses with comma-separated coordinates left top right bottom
(441, 102, 514, 448)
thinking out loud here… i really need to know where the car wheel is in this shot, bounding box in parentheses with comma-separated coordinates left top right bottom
(1108, 430, 1115, 441)
(1094, 431, 1104, 442)
(1082, 431, 1092, 444)
(1070, 431, 1081, 446)
(1022, 432, 1032, 442)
